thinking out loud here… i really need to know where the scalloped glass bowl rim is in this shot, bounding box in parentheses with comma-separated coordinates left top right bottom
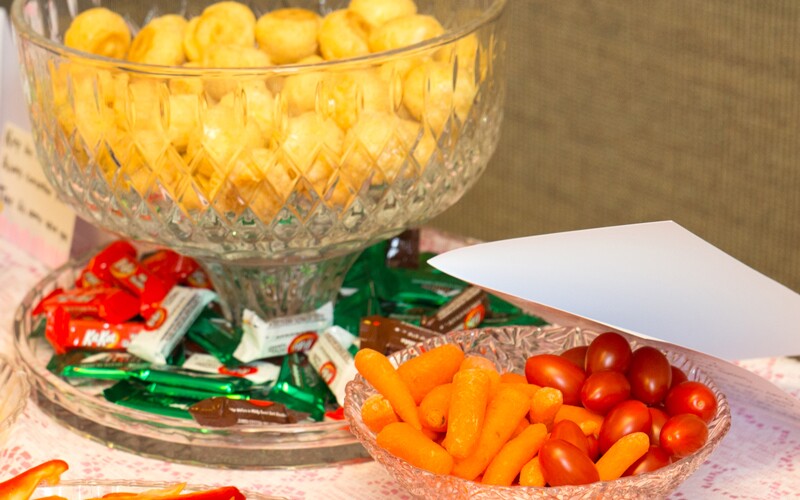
(10, 0, 507, 75)
(343, 326, 732, 498)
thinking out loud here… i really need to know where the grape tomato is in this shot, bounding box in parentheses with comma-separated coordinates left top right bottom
(660, 413, 709, 458)
(560, 345, 588, 369)
(665, 381, 718, 423)
(598, 400, 652, 454)
(580, 370, 631, 415)
(550, 419, 591, 457)
(627, 346, 672, 405)
(585, 332, 632, 374)
(525, 354, 586, 406)
(539, 439, 600, 487)
(648, 407, 669, 445)
(623, 446, 672, 476)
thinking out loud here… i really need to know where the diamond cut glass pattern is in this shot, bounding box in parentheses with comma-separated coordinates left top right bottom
(13, 0, 507, 319)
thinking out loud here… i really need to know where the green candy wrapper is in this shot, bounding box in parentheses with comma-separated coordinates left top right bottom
(186, 309, 243, 367)
(48, 351, 150, 380)
(334, 281, 383, 335)
(267, 353, 335, 422)
(142, 381, 250, 401)
(131, 367, 253, 394)
(103, 379, 196, 420)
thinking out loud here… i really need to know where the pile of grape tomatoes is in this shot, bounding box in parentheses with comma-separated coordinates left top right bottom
(525, 332, 718, 485)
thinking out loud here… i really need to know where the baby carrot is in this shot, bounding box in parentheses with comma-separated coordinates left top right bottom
(419, 383, 453, 432)
(376, 422, 454, 475)
(510, 417, 530, 439)
(459, 355, 500, 396)
(451, 385, 532, 481)
(500, 382, 540, 399)
(361, 393, 399, 434)
(530, 386, 563, 429)
(499, 372, 527, 384)
(595, 432, 650, 481)
(519, 456, 546, 487)
(355, 348, 421, 430)
(397, 344, 464, 404)
(554, 404, 604, 436)
(443, 369, 491, 458)
(482, 423, 548, 486)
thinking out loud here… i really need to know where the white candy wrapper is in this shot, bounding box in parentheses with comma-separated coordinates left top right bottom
(127, 286, 217, 365)
(181, 352, 280, 386)
(307, 326, 359, 407)
(233, 302, 333, 363)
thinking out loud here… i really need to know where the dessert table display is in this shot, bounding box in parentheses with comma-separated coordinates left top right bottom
(1, 230, 799, 499)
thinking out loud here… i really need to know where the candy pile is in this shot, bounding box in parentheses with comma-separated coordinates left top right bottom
(356, 331, 719, 487)
(38, 230, 544, 427)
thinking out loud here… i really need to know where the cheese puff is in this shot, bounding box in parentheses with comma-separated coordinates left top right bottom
(64, 7, 131, 59)
(166, 93, 199, 153)
(113, 78, 166, 132)
(128, 15, 188, 66)
(278, 112, 344, 198)
(183, 1, 257, 62)
(247, 148, 298, 220)
(342, 112, 412, 187)
(186, 102, 267, 169)
(368, 14, 444, 54)
(116, 129, 173, 195)
(169, 62, 205, 95)
(218, 86, 277, 139)
(202, 44, 271, 100)
(435, 34, 483, 77)
(281, 55, 326, 115)
(318, 9, 371, 61)
(256, 8, 321, 65)
(349, 0, 417, 29)
(402, 60, 476, 136)
(319, 69, 398, 130)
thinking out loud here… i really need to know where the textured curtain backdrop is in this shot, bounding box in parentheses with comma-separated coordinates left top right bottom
(431, 0, 800, 292)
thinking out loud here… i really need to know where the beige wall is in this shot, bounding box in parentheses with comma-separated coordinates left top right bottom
(431, 0, 800, 292)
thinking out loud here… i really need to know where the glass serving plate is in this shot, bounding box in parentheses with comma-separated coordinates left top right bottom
(344, 326, 732, 499)
(32, 479, 284, 499)
(0, 355, 30, 450)
(13, 252, 368, 469)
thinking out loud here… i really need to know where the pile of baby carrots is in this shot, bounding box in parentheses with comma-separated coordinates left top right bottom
(353, 337, 702, 488)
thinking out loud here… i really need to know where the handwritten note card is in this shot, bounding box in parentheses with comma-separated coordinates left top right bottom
(0, 123, 76, 267)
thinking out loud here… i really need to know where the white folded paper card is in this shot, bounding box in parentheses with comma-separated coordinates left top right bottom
(429, 221, 800, 360)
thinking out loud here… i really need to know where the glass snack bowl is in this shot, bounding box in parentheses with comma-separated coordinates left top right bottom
(0, 354, 30, 450)
(13, 253, 369, 469)
(11, 0, 507, 323)
(31, 479, 284, 499)
(344, 326, 732, 499)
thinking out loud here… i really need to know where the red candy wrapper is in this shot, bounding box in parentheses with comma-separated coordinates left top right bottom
(45, 308, 144, 354)
(82, 241, 138, 284)
(109, 255, 173, 317)
(142, 249, 214, 290)
(40, 287, 141, 324)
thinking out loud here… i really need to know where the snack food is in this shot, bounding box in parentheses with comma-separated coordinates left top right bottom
(54, 0, 484, 222)
(352, 329, 724, 489)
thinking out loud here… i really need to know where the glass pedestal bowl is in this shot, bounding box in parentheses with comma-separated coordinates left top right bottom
(344, 326, 732, 499)
(11, 0, 507, 323)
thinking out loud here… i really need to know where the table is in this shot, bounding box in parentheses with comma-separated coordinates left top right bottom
(0, 230, 798, 499)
